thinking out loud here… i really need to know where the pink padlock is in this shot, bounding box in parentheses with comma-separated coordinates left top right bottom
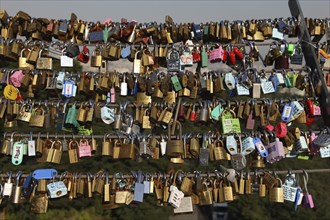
(10, 70, 24, 88)
(78, 139, 92, 158)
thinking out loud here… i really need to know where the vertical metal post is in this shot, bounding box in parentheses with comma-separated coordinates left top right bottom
(289, 0, 330, 126)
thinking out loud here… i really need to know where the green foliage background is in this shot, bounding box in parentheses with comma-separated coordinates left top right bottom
(0, 60, 329, 220)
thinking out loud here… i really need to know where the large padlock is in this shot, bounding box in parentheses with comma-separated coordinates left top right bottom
(167, 49, 180, 72)
(269, 178, 284, 203)
(29, 106, 45, 127)
(166, 121, 183, 157)
(119, 138, 136, 160)
(36, 49, 53, 70)
(19, 48, 34, 70)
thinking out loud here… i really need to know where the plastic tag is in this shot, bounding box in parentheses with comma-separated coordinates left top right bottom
(253, 137, 268, 157)
(12, 141, 24, 165)
(281, 103, 293, 122)
(261, 81, 275, 94)
(32, 169, 58, 180)
(211, 104, 224, 121)
(236, 84, 250, 95)
(121, 46, 131, 58)
(62, 80, 75, 97)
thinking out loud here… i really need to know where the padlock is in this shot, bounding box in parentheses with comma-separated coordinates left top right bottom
(166, 121, 184, 157)
(36, 49, 53, 70)
(68, 139, 79, 164)
(19, 48, 34, 70)
(168, 170, 185, 208)
(90, 48, 102, 67)
(269, 178, 284, 203)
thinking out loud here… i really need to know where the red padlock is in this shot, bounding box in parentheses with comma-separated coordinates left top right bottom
(77, 45, 90, 63)
(189, 104, 197, 121)
(230, 51, 236, 65)
(222, 49, 228, 62)
(305, 99, 315, 125)
(192, 47, 201, 63)
(275, 122, 287, 138)
(233, 47, 244, 60)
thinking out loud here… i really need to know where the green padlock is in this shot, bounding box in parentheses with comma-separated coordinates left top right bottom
(203, 25, 209, 41)
(65, 104, 79, 128)
(287, 73, 297, 87)
(201, 47, 208, 68)
(284, 75, 292, 88)
(171, 75, 182, 92)
(287, 44, 295, 56)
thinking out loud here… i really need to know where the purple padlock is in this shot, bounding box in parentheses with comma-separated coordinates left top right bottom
(266, 137, 285, 163)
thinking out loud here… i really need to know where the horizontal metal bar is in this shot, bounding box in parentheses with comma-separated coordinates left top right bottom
(0, 96, 318, 108)
(3, 127, 328, 140)
(0, 169, 329, 179)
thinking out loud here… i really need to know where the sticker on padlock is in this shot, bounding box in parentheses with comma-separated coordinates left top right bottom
(236, 84, 250, 96)
(241, 137, 255, 155)
(283, 185, 298, 202)
(47, 181, 68, 198)
(61, 50, 74, 67)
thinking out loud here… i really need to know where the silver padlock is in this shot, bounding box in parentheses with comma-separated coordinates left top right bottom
(3, 171, 13, 197)
(47, 174, 68, 199)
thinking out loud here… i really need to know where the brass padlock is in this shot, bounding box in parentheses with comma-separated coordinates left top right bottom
(166, 121, 183, 157)
(223, 180, 233, 202)
(102, 134, 113, 157)
(269, 178, 284, 203)
(68, 140, 79, 164)
(51, 140, 63, 164)
(119, 138, 136, 160)
(90, 48, 102, 67)
(199, 182, 213, 206)
(27, 46, 40, 64)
